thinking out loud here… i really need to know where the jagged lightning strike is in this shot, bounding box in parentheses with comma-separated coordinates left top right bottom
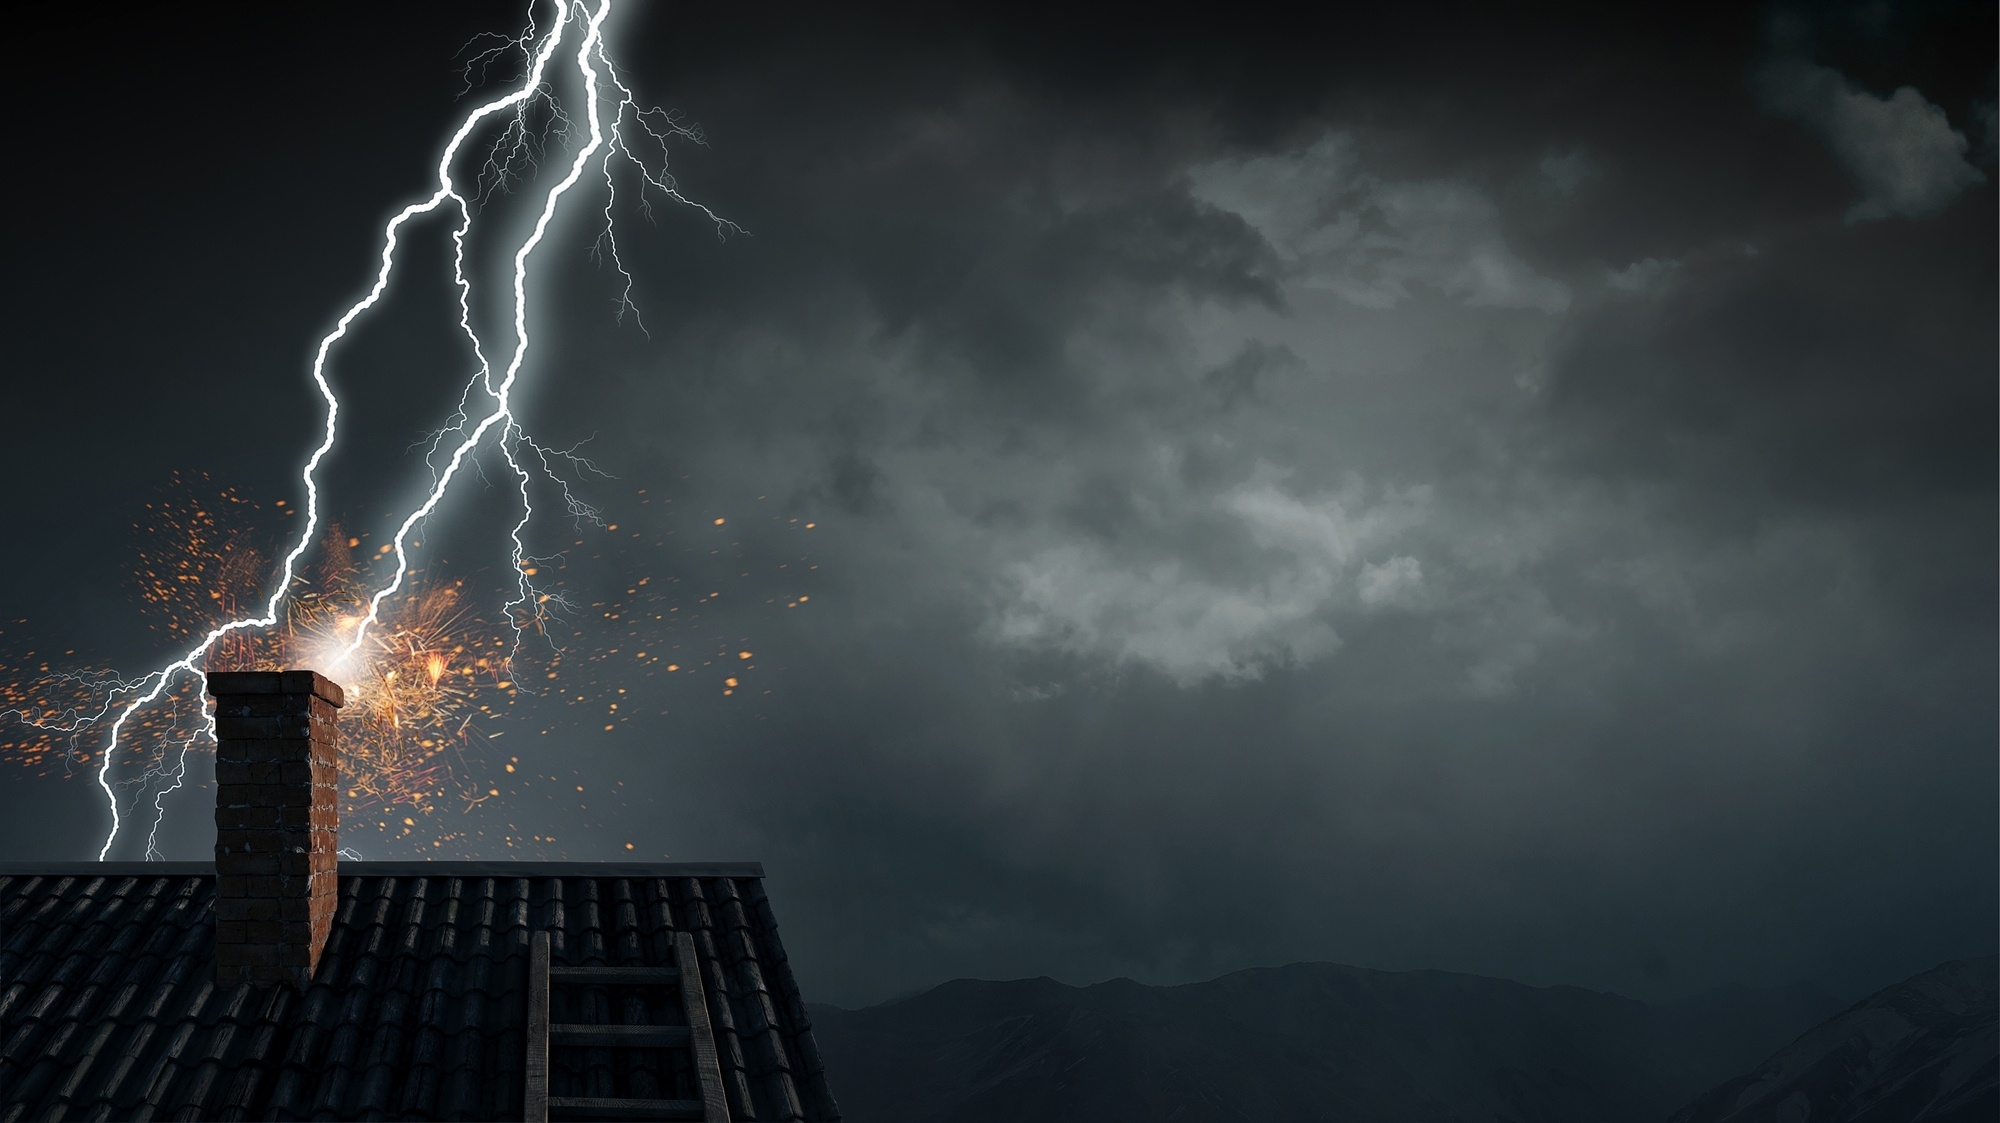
(2, 0, 731, 859)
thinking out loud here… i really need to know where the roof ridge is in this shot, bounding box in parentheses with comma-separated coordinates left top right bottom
(0, 861, 767, 878)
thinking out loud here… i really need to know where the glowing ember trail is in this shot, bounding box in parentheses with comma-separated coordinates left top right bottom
(0, 0, 734, 859)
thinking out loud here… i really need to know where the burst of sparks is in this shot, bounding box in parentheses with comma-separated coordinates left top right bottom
(0, 0, 736, 859)
(0, 478, 821, 858)
(4, 486, 516, 856)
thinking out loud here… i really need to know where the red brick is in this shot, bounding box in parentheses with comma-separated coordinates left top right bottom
(212, 694, 315, 719)
(216, 738, 312, 764)
(215, 804, 282, 832)
(209, 670, 343, 706)
(243, 783, 308, 808)
(219, 942, 281, 967)
(214, 713, 318, 740)
(217, 856, 280, 878)
(277, 670, 344, 706)
(205, 671, 288, 696)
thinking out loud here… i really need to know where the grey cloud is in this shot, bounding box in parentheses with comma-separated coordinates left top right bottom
(1604, 257, 1678, 292)
(1355, 554, 1424, 609)
(1187, 132, 1572, 313)
(1756, 58, 1986, 221)
(988, 468, 1432, 685)
(1547, 203, 1996, 515)
(1537, 149, 1596, 198)
(1199, 341, 1296, 411)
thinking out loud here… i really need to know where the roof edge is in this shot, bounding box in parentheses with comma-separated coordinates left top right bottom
(0, 860, 766, 878)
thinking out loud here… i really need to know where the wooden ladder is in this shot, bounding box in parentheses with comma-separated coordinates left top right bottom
(525, 930, 730, 1122)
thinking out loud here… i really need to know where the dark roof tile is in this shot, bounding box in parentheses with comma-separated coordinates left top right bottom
(90, 1018, 155, 1106)
(2, 863, 835, 1121)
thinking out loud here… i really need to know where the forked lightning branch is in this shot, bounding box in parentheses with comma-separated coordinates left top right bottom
(0, 0, 731, 859)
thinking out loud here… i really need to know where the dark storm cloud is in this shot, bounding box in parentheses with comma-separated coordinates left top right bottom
(495, 1, 2000, 1007)
(1756, 57, 1988, 220)
(1549, 205, 1996, 511)
(2, 1, 1992, 1010)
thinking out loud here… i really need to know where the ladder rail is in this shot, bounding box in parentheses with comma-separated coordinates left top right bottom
(674, 931, 730, 1123)
(526, 930, 552, 1123)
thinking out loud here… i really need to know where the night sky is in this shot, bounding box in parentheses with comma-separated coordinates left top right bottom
(2, 2, 1993, 1010)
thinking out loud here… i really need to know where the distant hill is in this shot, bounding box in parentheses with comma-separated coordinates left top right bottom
(809, 962, 1845, 1122)
(1670, 955, 1997, 1123)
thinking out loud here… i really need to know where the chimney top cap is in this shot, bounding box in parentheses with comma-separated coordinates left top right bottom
(206, 670, 344, 708)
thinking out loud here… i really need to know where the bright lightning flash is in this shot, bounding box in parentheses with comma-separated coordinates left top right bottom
(0, 0, 733, 859)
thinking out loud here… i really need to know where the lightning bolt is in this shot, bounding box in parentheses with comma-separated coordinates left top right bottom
(2, 0, 734, 859)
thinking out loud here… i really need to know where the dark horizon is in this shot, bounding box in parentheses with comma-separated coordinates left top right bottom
(1, 1, 1993, 1011)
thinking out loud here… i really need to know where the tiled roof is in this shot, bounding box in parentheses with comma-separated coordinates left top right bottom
(0, 862, 840, 1122)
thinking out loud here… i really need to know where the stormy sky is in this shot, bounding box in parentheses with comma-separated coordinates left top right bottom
(2, 2, 1993, 1009)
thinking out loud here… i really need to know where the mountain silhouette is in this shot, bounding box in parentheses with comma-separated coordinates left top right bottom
(1670, 955, 1996, 1123)
(810, 961, 1846, 1122)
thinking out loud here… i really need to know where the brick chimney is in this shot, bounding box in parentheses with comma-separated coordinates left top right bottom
(206, 669, 343, 989)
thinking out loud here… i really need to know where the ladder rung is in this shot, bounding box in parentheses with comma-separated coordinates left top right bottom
(547, 1095, 708, 1120)
(550, 965, 682, 984)
(549, 1024, 692, 1048)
